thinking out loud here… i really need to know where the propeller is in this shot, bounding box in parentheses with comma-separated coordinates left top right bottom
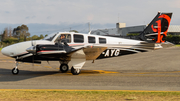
(31, 40, 36, 66)
(26, 40, 37, 66)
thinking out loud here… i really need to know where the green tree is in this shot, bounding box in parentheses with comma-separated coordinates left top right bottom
(3, 37, 18, 44)
(166, 35, 180, 44)
(13, 24, 30, 41)
(31, 35, 39, 40)
(127, 33, 140, 36)
(1, 30, 8, 41)
(1, 27, 13, 41)
(39, 34, 44, 39)
(45, 34, 48, 37)
(70, 30, 79, 33)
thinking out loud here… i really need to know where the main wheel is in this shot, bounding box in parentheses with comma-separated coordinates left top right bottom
(12, 68, 19, 75)
(71, 67, 80, 75)
(60, 64, 69, 73)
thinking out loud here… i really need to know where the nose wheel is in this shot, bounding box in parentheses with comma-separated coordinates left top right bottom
(12, 68, 19, 75)
(12, 62, 19, 75)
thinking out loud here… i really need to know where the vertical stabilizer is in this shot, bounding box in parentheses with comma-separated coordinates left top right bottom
(139, 12, 172, 43)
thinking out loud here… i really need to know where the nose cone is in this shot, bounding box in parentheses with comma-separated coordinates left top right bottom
(1, 46, 15, 57)
(1, 47, 9, 56)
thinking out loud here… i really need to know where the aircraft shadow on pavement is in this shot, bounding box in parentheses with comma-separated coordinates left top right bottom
(0, 68, 112, 81)
(0, 68, 60, 82)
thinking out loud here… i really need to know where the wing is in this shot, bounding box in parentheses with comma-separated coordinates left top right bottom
(33, 44, 107, 61)
(23, 42, 164, 63)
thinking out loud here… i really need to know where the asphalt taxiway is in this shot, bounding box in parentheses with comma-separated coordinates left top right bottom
(0, 46, 180, 91)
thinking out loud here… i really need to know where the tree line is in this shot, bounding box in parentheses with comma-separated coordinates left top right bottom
(166, 35, 180, 44)
(0, 24, 46, 47)
(127, 33, 180, 44)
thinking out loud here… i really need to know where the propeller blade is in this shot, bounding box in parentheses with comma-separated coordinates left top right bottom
(47, 61, 50, 65)
(32, 54, 34, 66)
(31, 40, 33, 46)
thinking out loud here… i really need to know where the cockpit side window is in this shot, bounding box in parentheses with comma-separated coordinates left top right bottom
(55, 34, 71, 43)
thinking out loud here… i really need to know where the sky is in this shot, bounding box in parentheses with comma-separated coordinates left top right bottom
(0, 0, 179, 36)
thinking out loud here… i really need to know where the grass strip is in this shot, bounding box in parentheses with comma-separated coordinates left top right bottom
(175, 44, 180, 47)
(0, 90, 180, 101)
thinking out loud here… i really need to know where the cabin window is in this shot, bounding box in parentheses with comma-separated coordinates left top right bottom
(88, 36, 95, 43)
(74, 34, 84, 43)
(99, 38, 106, 44)
(55, 34, 71, 43)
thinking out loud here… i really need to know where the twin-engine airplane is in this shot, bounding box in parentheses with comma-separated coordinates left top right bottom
(1, 12, 172, 75)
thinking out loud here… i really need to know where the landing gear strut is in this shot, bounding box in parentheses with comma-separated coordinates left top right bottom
(12, 62, 19, 75)
(60, 64, 69, 73)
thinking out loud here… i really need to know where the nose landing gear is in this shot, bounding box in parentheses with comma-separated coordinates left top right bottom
(12, 62, 19, 75)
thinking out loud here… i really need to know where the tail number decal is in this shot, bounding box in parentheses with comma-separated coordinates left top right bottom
(102, 49, 120, 57)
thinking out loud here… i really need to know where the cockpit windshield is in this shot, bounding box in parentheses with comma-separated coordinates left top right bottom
(43, 32, 58, 41)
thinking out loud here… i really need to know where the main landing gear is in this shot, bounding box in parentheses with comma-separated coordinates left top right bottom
(71, 67, 80, 75)
(12, 62, 19, 75)
(59, 63, 80, 75)
(60, 64, 69, 73)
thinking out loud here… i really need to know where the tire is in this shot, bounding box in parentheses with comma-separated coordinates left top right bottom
(71, 67, 80, 75)
(12, 68, 19, 75)
(60, 64, 69, 73)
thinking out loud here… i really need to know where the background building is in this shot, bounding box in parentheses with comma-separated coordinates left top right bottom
(167, 25, 180, 35)
(91, 23, 180, 36)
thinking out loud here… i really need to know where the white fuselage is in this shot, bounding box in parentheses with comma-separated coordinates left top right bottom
(1, 32, 144, 58)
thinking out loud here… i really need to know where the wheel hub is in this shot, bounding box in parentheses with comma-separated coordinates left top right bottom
(62, 65, 67, 70)
(13, 69, 17, 73)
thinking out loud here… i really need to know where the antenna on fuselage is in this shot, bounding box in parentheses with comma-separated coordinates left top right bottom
(88, 31, 91, 35)
(88, 22, 91, 34)
(88, 22, 91, 32)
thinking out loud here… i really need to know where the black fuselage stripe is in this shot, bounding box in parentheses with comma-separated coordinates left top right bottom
(13, 53, 31, 58)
